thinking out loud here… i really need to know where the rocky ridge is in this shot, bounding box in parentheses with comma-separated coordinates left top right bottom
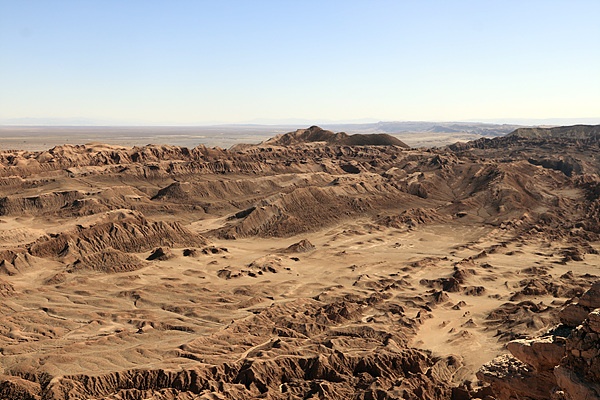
(263, 125, 409, 147)
(0, 125, 599, 399)
(478, 282, 600, 399)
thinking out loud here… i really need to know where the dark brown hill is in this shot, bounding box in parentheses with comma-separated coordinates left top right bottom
(264, 125, 409, 147)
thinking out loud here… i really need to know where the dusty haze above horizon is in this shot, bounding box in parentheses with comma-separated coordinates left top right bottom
(0, 121, 523, 151)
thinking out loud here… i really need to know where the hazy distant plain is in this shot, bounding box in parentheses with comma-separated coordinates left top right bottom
(0, 122, 520, 151)
(0, 126, 293, 151)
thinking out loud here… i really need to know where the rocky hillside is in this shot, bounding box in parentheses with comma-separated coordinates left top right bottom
(263, 125, 409, 147)
(0, 125, 599, 399)
(479, 282, 600, 399)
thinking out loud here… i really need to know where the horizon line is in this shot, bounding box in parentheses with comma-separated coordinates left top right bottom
(2, 117, 600, 128)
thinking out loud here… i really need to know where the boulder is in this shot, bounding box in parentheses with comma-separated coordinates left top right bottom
(578, 282, 600, 308)
(507, 336, 566, 371)
(479, 283, 600, 400)
(587, 309, 600, 333)
(554, 366, 600, 400)
(146, 247, 174, 261)
(560, 303, 592, 327)
(477, 354, 556, 400)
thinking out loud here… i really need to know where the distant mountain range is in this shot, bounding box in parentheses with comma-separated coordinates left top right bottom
(320, 121, 523, 137)
(1, 119, 599, 150)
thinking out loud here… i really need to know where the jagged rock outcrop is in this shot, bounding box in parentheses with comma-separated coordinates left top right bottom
(283, 238, 316, 253)
(506, 336, 566, 372)
(377, 207, 451, 229)
(478, 282, 600, 400)
(0, 190, 83, 216)
(183, 246, 227, 256)
(0, 249, 34, 275)
(450, 124, 600, 176)
(146, 247, 174, 261)
(560, 282, 600, 327)
(29, 213, 207, 260)
(0, 375, 40, 400)
(0, 295, 463, 399)
(555, 308, 600, 399)
(68, 249, 145, 273)
(478, 354, 557, 400)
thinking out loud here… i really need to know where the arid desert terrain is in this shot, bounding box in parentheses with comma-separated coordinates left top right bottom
(1, 125, 600, 399)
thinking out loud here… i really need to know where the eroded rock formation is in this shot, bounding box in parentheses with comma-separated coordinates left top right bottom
(479, 282, 600, 399)
(0, 125, 599, 399)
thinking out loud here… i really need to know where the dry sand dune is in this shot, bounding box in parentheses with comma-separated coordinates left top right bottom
(0, 125, 600, 399)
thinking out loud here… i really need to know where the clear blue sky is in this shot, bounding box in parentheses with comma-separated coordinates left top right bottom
(1, 0, 599, 125)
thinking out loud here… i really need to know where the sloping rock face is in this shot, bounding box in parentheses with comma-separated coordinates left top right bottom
(29, 213, 207, 260)
(146, 247, 174, 261)
(478, 354, 557, 400)
(478, 282, 600, 399)
(555, 307, 600, 399)
(507, 336, 566, 372)
(68, 248, 145, 273)
(283, 238, 316, 253)
(450, 124, 600, 176)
